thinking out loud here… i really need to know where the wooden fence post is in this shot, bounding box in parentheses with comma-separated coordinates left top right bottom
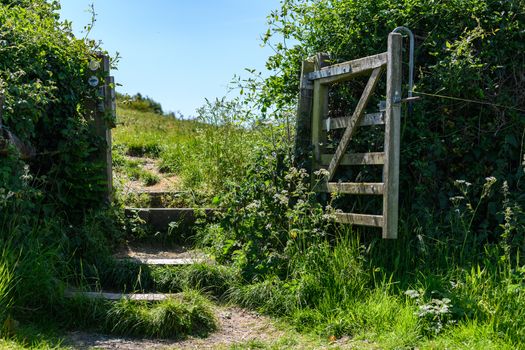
(294, 57, 315, 172)
(382, 33, 402, 239)
(311, 53, 331, 172)
(86, 53, 115, 204)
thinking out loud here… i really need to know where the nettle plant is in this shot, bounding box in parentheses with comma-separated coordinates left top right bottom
(448, 176, 525, 263)
(200, 147, 335, 281)
(405, 289, 456, 336)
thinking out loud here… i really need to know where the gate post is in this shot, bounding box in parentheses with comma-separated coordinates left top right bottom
(294, 54, 330, 173)
(383, 33, 402, 239)
(311, 53, 331, 172)
(86, 53, 116, 204)
(294, 57, 315, 172)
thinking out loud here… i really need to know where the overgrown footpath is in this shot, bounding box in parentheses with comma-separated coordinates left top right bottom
(1, 0, 525, 349)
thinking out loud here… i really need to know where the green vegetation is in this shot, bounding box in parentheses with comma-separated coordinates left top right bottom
(186, 0, 525, 348)
(117, 92, 165, 115)
(0, 326, 68, 350)
(1, 0, 524, 348)
(113, 151, 160, 186)
(0, 0, 218, 346)
(105, 291, 217, 338)
(65, 291, 217, 338)
(113, 97, 265, 195)
(0, 0, 101, 335)
(256, 0, 525, 238)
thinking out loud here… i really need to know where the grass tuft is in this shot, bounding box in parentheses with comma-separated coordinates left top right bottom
(105, 290, 217, 338)
(0, 245, 14, 333)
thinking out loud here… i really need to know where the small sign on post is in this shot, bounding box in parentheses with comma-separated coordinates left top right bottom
(85, 53, 116, 204)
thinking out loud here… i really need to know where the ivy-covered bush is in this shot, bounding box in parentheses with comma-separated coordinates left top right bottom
(0, 0, 108, 210)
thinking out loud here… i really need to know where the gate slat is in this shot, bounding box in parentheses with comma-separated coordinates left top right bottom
(327, 67, 383, 181)
(323, 112, 384, 130)
(321, 182, 384, 195)
(334, 213, 383, 227)
(306, 52, 387, 84)
(320, 152, 385, 166)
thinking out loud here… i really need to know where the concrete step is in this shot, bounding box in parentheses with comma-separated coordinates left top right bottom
(124, 207, 217, 233)
(65, 290, 177, 301)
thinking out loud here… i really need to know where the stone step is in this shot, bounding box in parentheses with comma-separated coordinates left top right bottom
(124, 207, 217, 233)
(115, 257, 205, 265)
(65, 290, 176, 301)
(128, 190, 187, 208)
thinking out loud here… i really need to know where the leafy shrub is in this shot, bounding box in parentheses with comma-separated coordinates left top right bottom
(199, 144, 334, 281)
(257, 0, 525, 240)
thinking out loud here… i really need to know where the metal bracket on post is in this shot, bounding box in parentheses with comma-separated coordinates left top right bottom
(391, 27, 416, 112)
(391, 26, 414, 98)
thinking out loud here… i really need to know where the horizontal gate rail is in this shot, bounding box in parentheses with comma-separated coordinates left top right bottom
(306, 52, 388, 84)
(320, 182, 385, 195)
(333, 213, 384, 227)
(320, 152, 385, 166)
(323, 112, 384, 130)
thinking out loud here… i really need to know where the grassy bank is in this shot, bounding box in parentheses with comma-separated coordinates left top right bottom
(113, 98, 263, 197)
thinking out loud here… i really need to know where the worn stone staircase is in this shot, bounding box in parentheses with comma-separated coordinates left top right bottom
(66, 190, 218, 302)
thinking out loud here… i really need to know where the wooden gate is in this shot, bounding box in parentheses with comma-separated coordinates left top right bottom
(295, 33, 403, 239)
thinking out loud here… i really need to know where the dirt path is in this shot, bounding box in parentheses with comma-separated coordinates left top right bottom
(66, 306, 284, 350)
(113, 242, 206, 260)
(117, 156, 181, 193)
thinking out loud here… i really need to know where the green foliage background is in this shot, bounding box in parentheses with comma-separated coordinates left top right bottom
(255, 0, 525, 239)
(117, 92, 164, 115)
(194, 1, 525, 346)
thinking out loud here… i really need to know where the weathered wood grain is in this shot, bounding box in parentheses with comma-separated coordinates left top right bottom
(294, 57, 315, 170)
(323, 112, 385, 130)
(334, 213, 383, 227)
(321, 182, 384, 195)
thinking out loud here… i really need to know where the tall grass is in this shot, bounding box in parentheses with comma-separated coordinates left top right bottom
(0, 243, 15, 331)
(113, 98, 264, 195)
(192, 146, 525, 347)
(220, 227, 523, 347)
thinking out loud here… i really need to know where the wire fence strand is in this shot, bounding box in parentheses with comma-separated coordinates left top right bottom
(413, 91, 525, 113)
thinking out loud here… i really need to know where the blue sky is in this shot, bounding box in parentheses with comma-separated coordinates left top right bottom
(59, 0, 281, 117)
